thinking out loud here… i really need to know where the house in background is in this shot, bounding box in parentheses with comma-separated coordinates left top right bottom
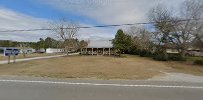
(166, 49, 179, 54)
(46, 48, 65, 53)
(186, 48, 203, 57)
(17, 47, 36, 54)
(81, 40, 115, 56)
(166, 47, 203, 57)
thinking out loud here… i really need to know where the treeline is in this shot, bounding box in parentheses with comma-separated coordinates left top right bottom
(0, 37, 60, 50)
(0, 40, 36, 48)
(112, 0, 203, 61)
(0, 37, 88, 52)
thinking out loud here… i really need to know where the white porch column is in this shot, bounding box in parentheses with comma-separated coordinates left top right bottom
(97, 48, 98, 56)
(92, 48, 93, 55)
(80, 48, 82, 55)
(103, 48, 105, 55)
(109, 48, 111, 56)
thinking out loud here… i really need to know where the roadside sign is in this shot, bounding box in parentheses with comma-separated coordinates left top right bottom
(4, 48, 19, 56)
(4, 48, 19, 64)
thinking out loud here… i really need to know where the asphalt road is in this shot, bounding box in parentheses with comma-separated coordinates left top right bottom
(0, 77, 203, 100)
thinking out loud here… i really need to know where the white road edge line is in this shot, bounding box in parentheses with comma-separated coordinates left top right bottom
(0, 79, 203, 89)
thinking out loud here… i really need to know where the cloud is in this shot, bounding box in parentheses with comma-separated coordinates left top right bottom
(0, 6, 116, 42)
(41, 0, 185, 24)
(0, 7, 49, 42)
(38, 0, 185, 43)
(0, 0, 186, 43)
(78, 23, 116, 41)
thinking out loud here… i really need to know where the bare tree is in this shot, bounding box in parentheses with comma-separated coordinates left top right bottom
(149, 5, 176, 55)
(170, 0, 203, 56)
(50, 19, 80, 55)
(127, 26, 153, 51)
(149, 0, 203, 57)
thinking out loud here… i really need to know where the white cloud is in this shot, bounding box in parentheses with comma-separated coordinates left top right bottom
(38, 0, 185, 44)
(0, 7, 116, 42)
(78, 23, 116, 41)
(0, 0, 186, 43)
(41, 0, 185, 24)
(0, 7, 49, 42)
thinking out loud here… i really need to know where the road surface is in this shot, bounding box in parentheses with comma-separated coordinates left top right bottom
(0, 76, 203, 100)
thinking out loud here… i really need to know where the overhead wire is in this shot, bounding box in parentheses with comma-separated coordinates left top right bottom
(0, 18, 202, 33)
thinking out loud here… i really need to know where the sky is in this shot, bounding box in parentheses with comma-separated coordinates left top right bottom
(0, 0, 185, 44)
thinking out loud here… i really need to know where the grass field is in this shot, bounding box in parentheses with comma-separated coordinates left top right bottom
(0, 55, 202, 80)
(0, 53, 64, 61)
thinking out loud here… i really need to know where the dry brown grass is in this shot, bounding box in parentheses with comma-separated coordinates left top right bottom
(165, 61, 203, 76)
(0, 53, 63, 61)
(0, 55, 202, 80)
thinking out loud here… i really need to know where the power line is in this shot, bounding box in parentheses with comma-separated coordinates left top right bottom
(0, 18, 203, 33)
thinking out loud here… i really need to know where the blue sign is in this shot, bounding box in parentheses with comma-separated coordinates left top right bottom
(4, 48, 19, 56)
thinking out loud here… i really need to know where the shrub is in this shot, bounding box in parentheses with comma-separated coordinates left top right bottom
(139, 50, 153, 57)
(194, 60, 203, 65)
(153, 53, 168, 61)
(168, 54, 186, 61)
(135, 49, 141, 55)
(128, 48, 141, 55)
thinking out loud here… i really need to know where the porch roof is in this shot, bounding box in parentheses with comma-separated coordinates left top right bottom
(87, 40, 113, 48)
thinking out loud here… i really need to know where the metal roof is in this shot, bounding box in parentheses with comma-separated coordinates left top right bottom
(87, 40, 113, 48)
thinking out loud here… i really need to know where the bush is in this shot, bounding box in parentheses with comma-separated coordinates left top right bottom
(194, 60, 203, 65)
(139, 50, 153, 57)
(168, 54, 186, 61)
(153, 53, 168, 61)
(128, 48, 141, 55)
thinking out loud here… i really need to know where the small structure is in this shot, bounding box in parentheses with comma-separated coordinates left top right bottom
(81, 47, 115, 56)
(80, 40, 115, 56)
(37, 48, 46, 53)
(186, 48, 203, 57)
(166, 49, 179, 54)
(18, 47, 36, 54)
(46, 48, 65, 53)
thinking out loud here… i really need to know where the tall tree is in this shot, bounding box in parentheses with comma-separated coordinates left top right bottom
(127, 26, 153, 51)
(173, 0, 203, 56)
(112, 29, 133, 54)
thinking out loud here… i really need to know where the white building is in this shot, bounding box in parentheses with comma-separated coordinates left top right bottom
(19, 48, 36, 54)
(46, 48, 65, 53)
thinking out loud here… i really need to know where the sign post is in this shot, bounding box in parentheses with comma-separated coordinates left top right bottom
(8, 56, 10, 64)
(13, 56, 16, 63)
(4, 48, 19, 64)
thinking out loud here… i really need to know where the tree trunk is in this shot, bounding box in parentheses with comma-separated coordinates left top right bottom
(179, 49, 186, 58)
(65, 48, 69, 56)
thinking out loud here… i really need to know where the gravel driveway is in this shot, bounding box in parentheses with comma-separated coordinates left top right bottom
(149, 72, 203, 83)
